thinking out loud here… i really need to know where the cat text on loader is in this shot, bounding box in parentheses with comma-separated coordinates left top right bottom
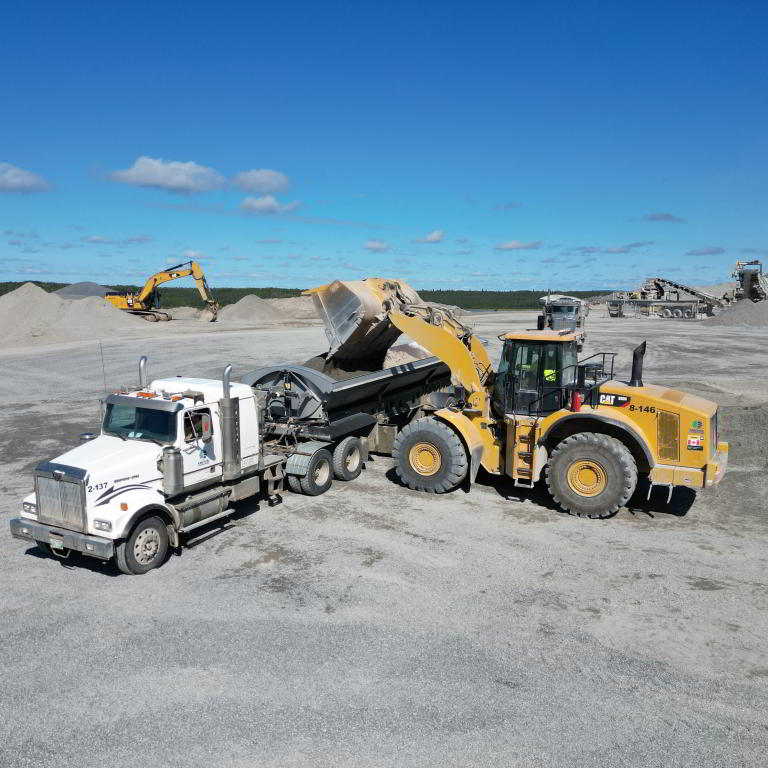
(307, 278, 729, 519)
(105, 261, 219, 322)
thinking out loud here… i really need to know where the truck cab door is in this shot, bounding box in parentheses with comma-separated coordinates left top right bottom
(180, 407, 223, 489)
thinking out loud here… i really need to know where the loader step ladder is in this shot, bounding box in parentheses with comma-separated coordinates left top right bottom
(512, 417, 539, 488)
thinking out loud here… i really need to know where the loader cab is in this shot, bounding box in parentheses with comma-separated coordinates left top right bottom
(492, 332, 578, 416)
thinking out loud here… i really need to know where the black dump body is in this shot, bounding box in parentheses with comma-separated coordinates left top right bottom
(241, 357, 452, 441)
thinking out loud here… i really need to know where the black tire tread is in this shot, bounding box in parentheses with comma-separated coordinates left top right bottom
(333, 436, 363, 481)
(392, 418, 469, 494)
(545, 432, 637, 519)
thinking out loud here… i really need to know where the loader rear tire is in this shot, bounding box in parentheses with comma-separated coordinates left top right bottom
(546, 433, 637, 519)
(393, 418, 468, 493)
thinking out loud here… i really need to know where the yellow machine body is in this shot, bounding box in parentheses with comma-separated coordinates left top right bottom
(105, 261, 218, 321)
(306, 277, 728, 506)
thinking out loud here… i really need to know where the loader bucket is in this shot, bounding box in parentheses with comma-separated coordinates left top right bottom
(305, 278, 421, 364)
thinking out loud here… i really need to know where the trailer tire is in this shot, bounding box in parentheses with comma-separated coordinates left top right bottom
(287, 474, 303, 494)
(115, 515, 169, 575)
(546, 433, 637, 519)
(672, 308, 683, 318)
(299, 449, 334, 496)
(393, 418, 468, 493)
(333, 436, 363, 481)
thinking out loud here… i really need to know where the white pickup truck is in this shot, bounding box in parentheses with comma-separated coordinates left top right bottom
(10, 356, 451, 574)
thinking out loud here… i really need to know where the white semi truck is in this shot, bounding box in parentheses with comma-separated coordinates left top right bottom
(10, 356, 452, 574)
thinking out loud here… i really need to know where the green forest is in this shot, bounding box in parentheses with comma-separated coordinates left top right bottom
(0, 281, 604, 310)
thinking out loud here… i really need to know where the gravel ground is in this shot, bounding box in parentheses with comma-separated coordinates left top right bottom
(1, 311, 767, 767)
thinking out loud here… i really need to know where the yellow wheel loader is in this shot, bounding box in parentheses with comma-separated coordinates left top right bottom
(105, 261, 219, 322)
(306, 278, 729, 519)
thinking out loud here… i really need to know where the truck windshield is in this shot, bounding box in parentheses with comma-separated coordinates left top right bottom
(103, 403, 177, 443)
(552, 305, 577, 313)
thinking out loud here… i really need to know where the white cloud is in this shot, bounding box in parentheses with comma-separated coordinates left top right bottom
(183, 249, 204, 260)
(364, 240, 390, 253)
(240, 195, 300, 214)
(494, 240, 542, 251)
(233, 168, 291, 194)
(85, 235, 114, 243)
(0, 162, 51, 193)
(413, 229, 444, 243)
(110, 156, 225, 193)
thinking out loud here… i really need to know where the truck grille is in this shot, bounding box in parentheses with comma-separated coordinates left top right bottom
(35, 464, 87, 532)
(657, 410, 680, 462)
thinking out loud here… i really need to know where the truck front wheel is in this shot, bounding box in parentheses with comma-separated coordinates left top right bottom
(115, 515, 169, 575)
(546, 433, 637, 519)
(393, 418, 468, 493)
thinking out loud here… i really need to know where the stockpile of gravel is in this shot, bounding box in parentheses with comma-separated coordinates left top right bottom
(266, 295, 318, 319)
(706, 299, 768, 327)
(0, 282, 143, 348)
(218, 294, 290, 325)
(53, 281, 109, 300)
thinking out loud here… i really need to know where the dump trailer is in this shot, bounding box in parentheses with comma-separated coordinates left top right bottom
(10, 354, 452, 574)
(307, 278, 729, 519)
(105, 261, 219, 321)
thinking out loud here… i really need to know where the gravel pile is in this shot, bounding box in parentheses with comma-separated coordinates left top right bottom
(53, 281, 109, 300)
(706, 298, 768, 327)
(266, 295, 318, 319)
(218, 294, 290, 325)
(0, 282, 143, 347)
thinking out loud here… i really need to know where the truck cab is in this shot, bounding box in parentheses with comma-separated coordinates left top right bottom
(11, 371, 265, 575)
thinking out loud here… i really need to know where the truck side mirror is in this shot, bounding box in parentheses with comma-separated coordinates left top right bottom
(200, 413, 213, 442)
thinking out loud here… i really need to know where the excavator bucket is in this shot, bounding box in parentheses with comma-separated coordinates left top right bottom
(305, 278, 422, 363)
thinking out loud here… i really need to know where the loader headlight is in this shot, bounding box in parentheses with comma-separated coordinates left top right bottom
(93, 519, 112, 532)
(22, 501, 37, 514)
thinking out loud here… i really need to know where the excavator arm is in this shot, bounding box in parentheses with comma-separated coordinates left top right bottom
(138, 261, 219, 319)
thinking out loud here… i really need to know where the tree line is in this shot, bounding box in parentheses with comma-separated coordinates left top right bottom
(0, 282, 604, 310)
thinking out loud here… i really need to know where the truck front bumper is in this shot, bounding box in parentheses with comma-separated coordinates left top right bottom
(10, 518, 114, 560)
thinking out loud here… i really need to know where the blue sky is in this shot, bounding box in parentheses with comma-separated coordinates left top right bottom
(1, 0, 766, 290)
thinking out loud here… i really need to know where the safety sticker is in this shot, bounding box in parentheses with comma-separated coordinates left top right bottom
(687, 435, 704, 451)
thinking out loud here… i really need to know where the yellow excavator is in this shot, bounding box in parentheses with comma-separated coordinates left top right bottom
(306, 278, 728, 518)
(105, 261, 218, 322)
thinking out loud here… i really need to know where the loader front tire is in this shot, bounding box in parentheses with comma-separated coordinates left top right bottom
(393, 418, 468, 493)
(546, 433, 637, 519)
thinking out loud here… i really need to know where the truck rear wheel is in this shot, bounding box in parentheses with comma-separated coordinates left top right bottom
(333, 437, 363, 481)
(546, 433, 637, 519)
(393, 418, 468, 493)
(115, 515, 169, 575)
(299, 449, 334, 496)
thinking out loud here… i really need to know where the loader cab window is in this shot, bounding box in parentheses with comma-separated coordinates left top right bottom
(493, 340, 578, 416)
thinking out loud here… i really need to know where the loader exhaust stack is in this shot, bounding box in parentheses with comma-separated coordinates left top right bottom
(629, 341, 646, 387)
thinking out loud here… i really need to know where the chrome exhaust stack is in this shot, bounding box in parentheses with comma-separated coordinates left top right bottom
(138, 355, 148, 389)
(220, 364, 241, 481)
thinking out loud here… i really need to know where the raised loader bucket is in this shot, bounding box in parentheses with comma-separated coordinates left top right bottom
(305, 278, 421, 364)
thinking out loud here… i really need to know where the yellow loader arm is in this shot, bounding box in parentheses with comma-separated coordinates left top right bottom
(139, 261, 219, 318)
(305, 277, 492, 392)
